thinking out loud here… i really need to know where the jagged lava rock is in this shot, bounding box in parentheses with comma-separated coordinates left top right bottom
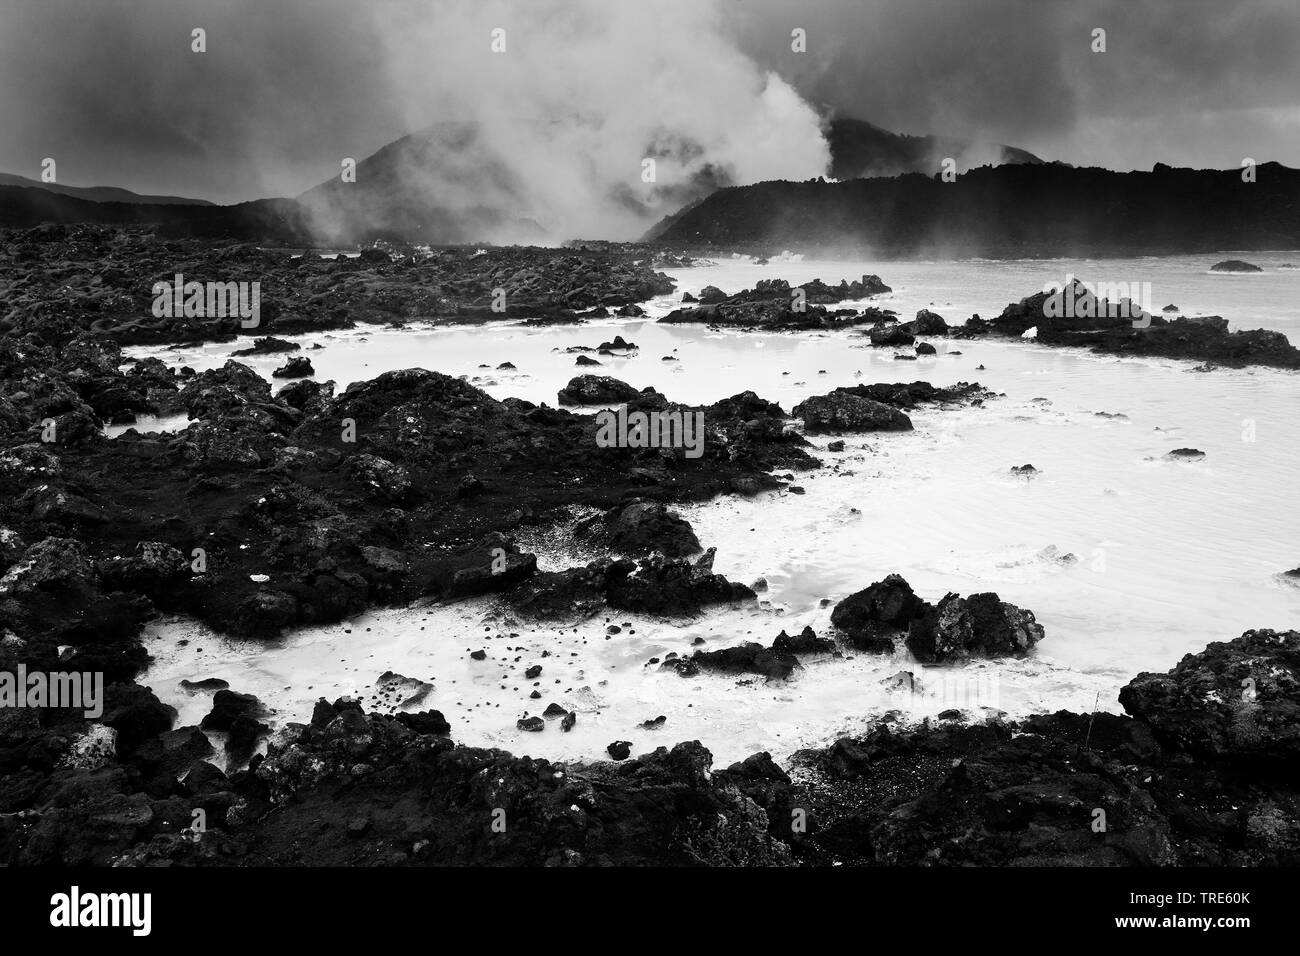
(831, 574, 925, 652)
(1119, 628, 1300, 763)
(792, 393, 913, 434)
(556, 375, 641, 405)
(572, 499, 701, 558)
(906, 592, 1045, 663)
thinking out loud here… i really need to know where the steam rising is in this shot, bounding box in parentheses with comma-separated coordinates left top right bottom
(301, 0, 831, 242)
(2, 0, 1296, 234)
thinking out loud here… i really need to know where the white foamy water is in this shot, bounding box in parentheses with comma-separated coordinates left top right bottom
(135, 254, 1300, 766)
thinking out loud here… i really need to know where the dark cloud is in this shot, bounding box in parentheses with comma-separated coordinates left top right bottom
(0, 0, 1295, 206)
(733, 0, 1300, 168)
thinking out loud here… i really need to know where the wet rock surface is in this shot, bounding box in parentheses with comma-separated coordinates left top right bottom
(3, 629, 1291, 866)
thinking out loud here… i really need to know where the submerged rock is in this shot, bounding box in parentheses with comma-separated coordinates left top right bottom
(232, 336, 300, 356)
(1210, 260, 1263, 273)
(665, 641, 800, 681)
(272, 356, 314, 379)
(607, 740, 632, 760)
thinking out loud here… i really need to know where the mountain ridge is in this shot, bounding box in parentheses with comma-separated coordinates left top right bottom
(647, 161, 1300, 257)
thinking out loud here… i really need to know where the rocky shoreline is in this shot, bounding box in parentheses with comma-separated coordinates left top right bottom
(2, 226, 1297, 866)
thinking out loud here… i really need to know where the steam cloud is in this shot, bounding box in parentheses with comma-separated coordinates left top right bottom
(306, 0, 831, 242)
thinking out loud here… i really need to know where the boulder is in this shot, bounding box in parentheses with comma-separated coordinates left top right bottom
(831, 574, 925, 652)
(557, 375, 641, 405)
(607, 740, 632, 760)
(868, 323, 915, 346)
(906, 592, 1045, 663)
(1209, 260, 1263, 273)
(772, 625, 836, 655)
(792, 393, 913, 434)
(272, 356, 314, 379)
(904, 309, 949, 335)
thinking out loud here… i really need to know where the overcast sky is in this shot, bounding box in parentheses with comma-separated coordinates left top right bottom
(1, 0, 1297, 204)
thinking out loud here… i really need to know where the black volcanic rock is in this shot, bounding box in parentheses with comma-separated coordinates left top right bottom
(232, 336, 300, 356)
(1119, 629, 1300, 763)
(572, 499, 702, 558)
(425, 533, 537, 599)
(833, 381, 992, 409)
(905, 309, 949, 335)
(556, 375, 640, 405)
(868, 322, 915, 346)
(772, 625, 836, 655)
(605, 549, 756, 616)
(831, 574, 925, 652)
(597, 335, 637, 351)
(1210, 259, 1263, 273)
(792, 393, 913, 433)
(658, 276, 891, 331)
(200, 689, 268, 733)
(906, 592, 1045, 663)
(984, 283, 1300, 370)
(272, 356, 314, 379)
(510, 548, 754, 619)
(666, 641, 800, 681)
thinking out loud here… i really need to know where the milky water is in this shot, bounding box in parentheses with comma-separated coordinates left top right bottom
(133, 252, 1300, 766)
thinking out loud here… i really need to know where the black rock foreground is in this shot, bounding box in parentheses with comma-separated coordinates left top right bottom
(6, 628, 1294, 866)
(1119, 628, 1300, 763)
